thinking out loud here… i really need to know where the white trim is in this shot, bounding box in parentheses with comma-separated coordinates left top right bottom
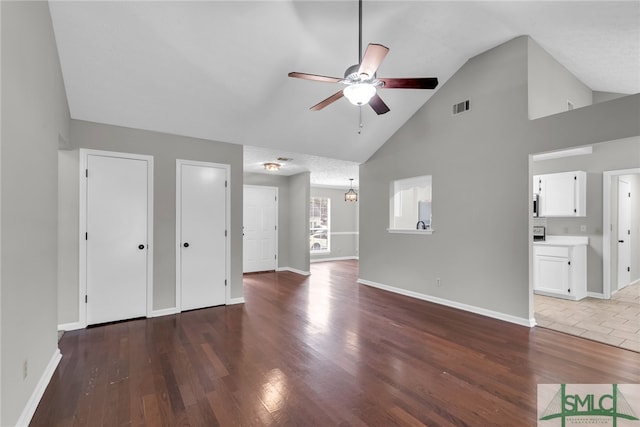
(587, 292, 606, 299)
(79, 149, 154, 328)
(228, 297, 245, 305)
(603, 168, 640, 299)
(532, 146, 592, 162)
(148, 308, 179, 318)
(387, 229, 434, 235)
(358, 278, 535, 327)
(276, 267, 311, 276)
(57, 321, 84, 332)
(176, 159, 231, 309)
(15, 348, 62, 427)
(310, 256, 359, 263)
(330, 231, 359, 235)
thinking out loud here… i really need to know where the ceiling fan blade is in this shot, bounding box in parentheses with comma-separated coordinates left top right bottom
(369, 93, 390, 115)
(378, 77, 439, 89)
(310, 90, 345, 111)
(288, 72, 342, 83)
(357, 44, 389, 79)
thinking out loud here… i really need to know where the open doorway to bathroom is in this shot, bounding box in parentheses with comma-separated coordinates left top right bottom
(531, 138, 640, 352)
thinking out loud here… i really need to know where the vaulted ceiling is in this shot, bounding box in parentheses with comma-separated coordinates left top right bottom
(49, 1, 639, 185)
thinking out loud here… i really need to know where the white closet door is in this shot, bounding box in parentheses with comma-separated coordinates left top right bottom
(618, 179, 631, 288)
(86, 154, 149, 325)
(179, 162, 227, 310)
(243, 186, 278, 273)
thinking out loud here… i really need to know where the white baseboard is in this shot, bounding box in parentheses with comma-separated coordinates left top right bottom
(587, 292, 606, 299)
(276, 267, 311, 276)
(57, 321, 84, 331)
(357, 278, 535, 328)
(310, 256, 359, 263)
(148, 308, 179, 318)
(228, 297, 245, 305)
(16, 348, 62, 427)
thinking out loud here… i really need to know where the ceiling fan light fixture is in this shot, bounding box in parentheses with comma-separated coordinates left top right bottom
(263, 162, 281, 172)
(343, 83, 376, 106)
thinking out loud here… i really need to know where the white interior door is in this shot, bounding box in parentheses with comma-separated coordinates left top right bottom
(178, 161, 227, 310)
(617, 179, 631, 288)
(243, 186, 277, 272)
(85, 153, 151, 325)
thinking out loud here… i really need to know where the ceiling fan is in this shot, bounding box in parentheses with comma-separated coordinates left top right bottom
(288, 0, 438, 115)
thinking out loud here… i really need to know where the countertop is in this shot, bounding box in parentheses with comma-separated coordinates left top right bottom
(534, 235, 589, 246)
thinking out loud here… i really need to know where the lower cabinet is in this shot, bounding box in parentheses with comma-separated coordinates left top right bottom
(534, 244, 587, 300)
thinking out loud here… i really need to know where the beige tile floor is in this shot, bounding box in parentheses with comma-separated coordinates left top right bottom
(534, 282, 640, 352)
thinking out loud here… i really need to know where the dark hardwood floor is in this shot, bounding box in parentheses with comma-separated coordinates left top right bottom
(32, 260, 639, 426)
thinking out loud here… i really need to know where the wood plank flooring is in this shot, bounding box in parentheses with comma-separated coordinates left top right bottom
(32, 260, 640, 426)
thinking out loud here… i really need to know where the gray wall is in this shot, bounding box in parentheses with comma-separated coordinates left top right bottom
(528, 38, 593, 120)
(243, 173, 291, 269)
(593, 91, 628, 104)
(1, 2, 70, 425)
(359, 35, 640, 323)
(58, 119, 244, 324)
(531, 137, 640, 294)
(288, 173, 311, 273)
(310, 186, 358, 261)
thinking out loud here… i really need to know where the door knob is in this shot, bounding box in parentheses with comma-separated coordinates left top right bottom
(183, 242, 189, 248)
(138, 244, 145, 250)
(619, 240, 625, 243)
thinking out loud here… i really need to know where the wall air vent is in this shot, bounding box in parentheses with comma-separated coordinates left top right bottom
(453, 100, 470, 115)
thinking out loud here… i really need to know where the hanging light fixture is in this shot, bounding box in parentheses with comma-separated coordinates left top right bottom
(263, 162, 281, 172)
(344, 178, 358, 202)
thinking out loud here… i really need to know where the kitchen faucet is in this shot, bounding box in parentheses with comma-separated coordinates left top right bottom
(416, 220, 426, 230)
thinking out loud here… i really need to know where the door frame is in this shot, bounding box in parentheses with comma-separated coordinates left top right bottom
(603, 167, 639, 299)
(79, 149, 154, 328)
(175, 159, 230, 311)
(243, 185, 279, 273)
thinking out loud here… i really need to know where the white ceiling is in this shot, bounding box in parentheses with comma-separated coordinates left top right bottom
(49, 1, 640, 185)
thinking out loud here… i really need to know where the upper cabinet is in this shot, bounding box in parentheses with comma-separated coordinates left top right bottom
(533, 171, 586, 217)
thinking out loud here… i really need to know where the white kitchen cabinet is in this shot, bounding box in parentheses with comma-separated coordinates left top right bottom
(533, 238, 587, 300)
(533, 171, 586, 217)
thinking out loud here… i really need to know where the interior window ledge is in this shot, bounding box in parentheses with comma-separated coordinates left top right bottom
(387, 229, 434, 235)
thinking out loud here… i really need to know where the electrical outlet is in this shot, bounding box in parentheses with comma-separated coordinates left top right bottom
(23, 359, 28, 379)
(436, 278, 441, 287)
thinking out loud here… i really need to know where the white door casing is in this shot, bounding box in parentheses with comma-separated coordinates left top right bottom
(176, 160, 229, 311)
(617, 179, 631, 289)
(243, 185, 278, 273)
(80, 149, 154, 326)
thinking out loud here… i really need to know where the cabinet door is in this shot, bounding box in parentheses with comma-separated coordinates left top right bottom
(535, 255, 570, 295)
(540, 172, 576, 216)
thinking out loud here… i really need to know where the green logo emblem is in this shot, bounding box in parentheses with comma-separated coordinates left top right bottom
(539, 384, 639, 426)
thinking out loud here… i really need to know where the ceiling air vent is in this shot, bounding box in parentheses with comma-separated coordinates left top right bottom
(453, 100, 470, 115)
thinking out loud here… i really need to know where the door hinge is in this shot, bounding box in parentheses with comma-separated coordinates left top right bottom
(628, 266, 631, 272)
(568, 288, 571, 293)
(274, 254, 277, 260)
(275, 225, 277, 231)
(568, 261, 571, 266)
(225, 279, 227, 287)
(225, 230, 227, 237)
(628, 229, 631, 235)
(85, 295, 88, 303)
(574, 176, 577, 180)
(629, 192, 631, 198)
(574, 208, 577, 213)
(85, 232, 88, 240)
(225, 180, 227, 188)
(85, 169, 88, 178)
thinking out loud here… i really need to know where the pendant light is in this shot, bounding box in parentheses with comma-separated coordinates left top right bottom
(345, 178, 358, 202)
